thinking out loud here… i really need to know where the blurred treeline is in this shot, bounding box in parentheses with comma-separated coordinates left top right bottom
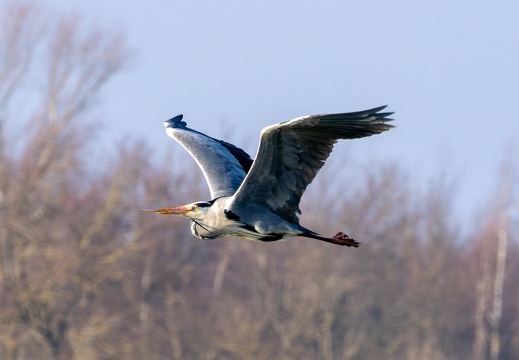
(1, 3, 518, 360)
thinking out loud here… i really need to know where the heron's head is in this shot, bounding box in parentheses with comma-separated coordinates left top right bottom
(140, 201, 212, 219)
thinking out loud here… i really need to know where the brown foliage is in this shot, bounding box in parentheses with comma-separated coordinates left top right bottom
(1, 3, 519, 360)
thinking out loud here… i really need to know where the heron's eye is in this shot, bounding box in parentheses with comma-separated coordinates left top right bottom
(192, 205, 199, 211)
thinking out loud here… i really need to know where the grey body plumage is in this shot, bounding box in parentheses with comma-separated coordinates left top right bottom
(142, 106, 394, 247)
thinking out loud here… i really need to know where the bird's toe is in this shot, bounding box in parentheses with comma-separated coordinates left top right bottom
(332, 232, 360, 247)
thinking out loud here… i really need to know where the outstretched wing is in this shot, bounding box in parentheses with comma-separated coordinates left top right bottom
(230, 106, 394, 222)
(164, 115, 253, 199)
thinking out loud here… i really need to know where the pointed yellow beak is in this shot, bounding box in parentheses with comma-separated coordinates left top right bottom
(140, 205, 193, 215)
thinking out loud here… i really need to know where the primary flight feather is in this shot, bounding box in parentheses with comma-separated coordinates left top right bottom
(142, 106, 394, 246)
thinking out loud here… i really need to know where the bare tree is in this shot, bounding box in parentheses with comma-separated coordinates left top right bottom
(489, 188, 509, 360)
(489, 157, 518, 360)
(0, 2, 130, 359)
(3, 3, 519, 360)
(473, 229, 492, 360)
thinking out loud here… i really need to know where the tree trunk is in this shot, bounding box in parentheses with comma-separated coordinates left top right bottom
(489, 184, 510, 360)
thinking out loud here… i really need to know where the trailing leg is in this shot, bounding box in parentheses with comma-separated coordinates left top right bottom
(301, 231, 360, 247)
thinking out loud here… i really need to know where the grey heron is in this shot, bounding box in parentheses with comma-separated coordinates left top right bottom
(141, 106, 394, 246)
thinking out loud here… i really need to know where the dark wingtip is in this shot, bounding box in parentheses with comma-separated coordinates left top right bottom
(366, 106, 395, 118)
(164, 114, 186, 129)
(371, 106, 395, 126)
(367, 105, 388, 113)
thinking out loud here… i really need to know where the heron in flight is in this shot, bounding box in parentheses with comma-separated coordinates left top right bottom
(142, 106, 394, 246)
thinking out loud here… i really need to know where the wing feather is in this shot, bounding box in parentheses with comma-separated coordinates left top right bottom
(230, 106, 394, 222)
(164, 115, 253, 199)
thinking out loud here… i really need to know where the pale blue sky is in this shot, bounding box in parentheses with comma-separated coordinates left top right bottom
(48, 1, 519, 231)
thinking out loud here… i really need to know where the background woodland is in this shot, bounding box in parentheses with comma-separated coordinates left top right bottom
(0, 3, 518, 359)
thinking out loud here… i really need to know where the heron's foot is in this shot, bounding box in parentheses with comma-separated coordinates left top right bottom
(332, 232, 360, 247)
